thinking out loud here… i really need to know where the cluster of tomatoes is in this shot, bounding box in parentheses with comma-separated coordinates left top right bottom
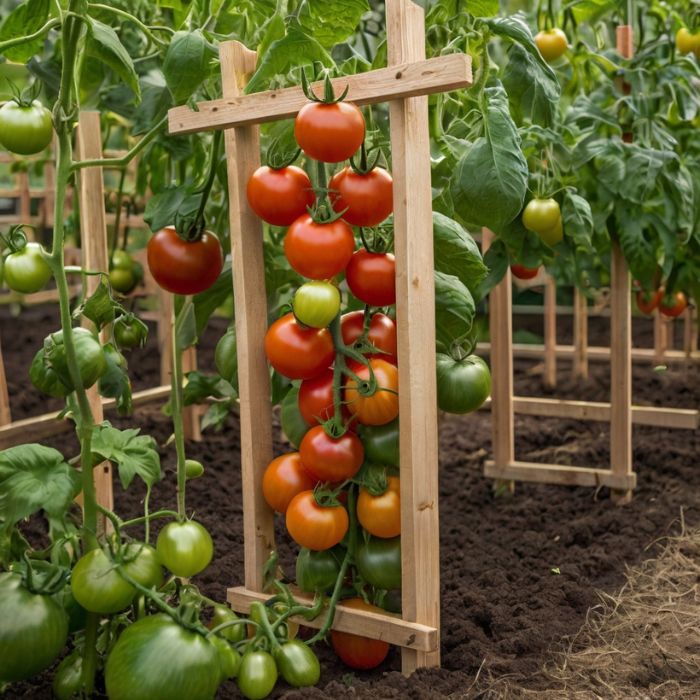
(635, 286, 689, 318)
(247, 89, 402, 670)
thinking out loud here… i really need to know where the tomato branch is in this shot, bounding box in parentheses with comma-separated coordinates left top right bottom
(0, 18, 61, 54)
(87, 4, 174, 46)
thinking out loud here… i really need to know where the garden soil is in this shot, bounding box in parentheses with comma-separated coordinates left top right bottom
(3, 304, 698, 699)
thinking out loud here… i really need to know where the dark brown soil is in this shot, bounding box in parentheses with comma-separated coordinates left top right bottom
(2, 304, 698, 699)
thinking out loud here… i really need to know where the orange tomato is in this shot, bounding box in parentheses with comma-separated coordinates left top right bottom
(345, 359, 399, 426)
(262, 453, 317, 513)
(285, 491, 348, 551)
(357, 475, 401, 538)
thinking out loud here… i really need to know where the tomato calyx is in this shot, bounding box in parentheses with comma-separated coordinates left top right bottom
(265, 136, 302, 170)
(14, 555, 69, 596)
(348, 141, 383, 176)
(301, 68, 350, 105)
(0, 224, 33, 254)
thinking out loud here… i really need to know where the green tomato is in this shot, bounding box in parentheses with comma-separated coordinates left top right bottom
(113, 314, 147, 350)
(53, 584, 88, 634)
(156, 520, 213, 578)
(359, 419, 400, 467)
(210, 635, 241, 680)
(53, 651, 83, 700)
(295, 547, 341, 594)
(3, 242, 52, 294)
(356, 536, 401, 590)
(185, 459, 205, 480)
(280, 386, 310, 448)
(210, 604, 246, 644)
(30, 347, 71, 397)
(111, 249, 133, 270)
(0, 100, 53, 155)
(273, 640, 320, 688)
(292, 281, 341, 329)
(536, 216, 563, 247)
(109, 267, 137, 294)
(105, 614, 222, 700)
(215, 327, 238, 388)
(521, 198, 561, 234)
(43, 327, 108, 392)
(436, 353, 491, 414)
(71, 548, 136, 614)
(236, 650, 278, 700)
(0, 573, 69, 683)
(122, 542, 164, 590)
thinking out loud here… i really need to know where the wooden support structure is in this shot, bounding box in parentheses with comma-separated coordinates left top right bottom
(0, 336, 10, 426)
(572, 287, 589, 379)
(168, 0, 472, 672)
(543, 274, 557, 388)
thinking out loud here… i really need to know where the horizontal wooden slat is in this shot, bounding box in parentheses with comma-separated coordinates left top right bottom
(227, 586, 438, 652)
(169, 53, 472, 135)
(484, 460, 637, 491)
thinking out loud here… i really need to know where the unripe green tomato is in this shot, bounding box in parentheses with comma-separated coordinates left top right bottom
(111, 249, 134, 270)
(521, 198, 561, 234)
(0, 100, 53, 155)
(110, 267, 137, 294)
(156, 520, 213, 578)
(185, 459, 205, 480)
(292, 281, 341, 329)
(236, 650, 278, 700)
(3, 242, 52, 294)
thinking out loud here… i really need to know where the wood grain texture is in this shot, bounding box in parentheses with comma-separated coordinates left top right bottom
(228, 586, 439, 651)
(169, 53, 471, 134)
(0, 335, 10, 425)
(572, 287, 588, 379)
(218, 41, 276, 592)
(543, 275, 557, 388)
(387, 0, 441, 673)
(76, 111, 113, 518)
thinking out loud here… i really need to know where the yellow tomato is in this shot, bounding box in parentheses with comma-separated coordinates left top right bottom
(534, 28, 568, 63)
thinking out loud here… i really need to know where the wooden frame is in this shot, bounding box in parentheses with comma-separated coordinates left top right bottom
(167, 0, 472, 673)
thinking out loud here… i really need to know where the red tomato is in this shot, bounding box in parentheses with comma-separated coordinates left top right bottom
(294, 102, 365, 163)
(147, 226, 223, 295)
(286, 491, 349, 551)
(341, 311, 397, 364)
(329, 167, 393, 227)
(246, 165, 315, 226)
(357, 475, 401, 538)
(510, 264, 539, 280)
(284, 215, 355, 280)
(331, 598, 390, 669)
(264, 313, 335, 380)
(636, 288, 663, 315)
(298, 369, 335, 424)
(344, 359, 399, 426)
(262, 453, 317, 513)
(346, 251, 396, 306)
(299, 425, 364, 482)
(659, 291, 688, 318)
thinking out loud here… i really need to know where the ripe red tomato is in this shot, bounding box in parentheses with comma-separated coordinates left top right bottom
(285, 491, 349, 551)
(299, 425, 364, 482)
(294, 102, 365, 163)
(331, 598, 390, 669)
(659, 291, 688, 318)
(510, 264, 539, 280)
(298, 369, 335, 425)
(262, 453, 317, 513)
(345, 359, 399, 426)
(329, 167, 393, 227)
(284, 215, 355, 280)
(246, 166, 315, 226)
(147, 226, 223, 295)
(345, 250, 396, 306)
(357, 475, 401, 538)
(636, 288, 663, 315)
(340, 311, 397, 365)
(264, 313, 335, 380)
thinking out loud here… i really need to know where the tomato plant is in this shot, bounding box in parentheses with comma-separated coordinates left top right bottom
(344, 359, 399, 426)
(659, 291, 688, 318)
(299, 425, 364, 482)
(0, 99, 53, 155)
(329, 166, 393, 226)
(286, 491, 349, 551)
(246, 165, 315, 226)
(262, 452, 317, 513)
(345, 250, 396, 306)
(156, 520, 213, 578)
(330, 598, 390, 669)
(295, 547, 341, 593)
(357, 475, 401, 538)
(341, 311, 397, 364)
(436, 353, 491, 414)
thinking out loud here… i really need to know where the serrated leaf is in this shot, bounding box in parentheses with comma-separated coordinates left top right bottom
(562, 192, 594, 252)
(143, 186, 201, 233)
(80, 281, 115, 330)
(0, 0, 51, 63)
(86, 18, 140, 100)
(183, 371, 235, 406)
(91, 423, 162, 489)
(162, 30, 217, 104)
(434, 271, 475, 348)
(299, 0, 369, 48)
(132, 70, 173, 136)
(0, 444, 80, 528)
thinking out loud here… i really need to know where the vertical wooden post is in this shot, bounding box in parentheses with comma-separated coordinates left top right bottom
(76, 112, 113, 519)
(18, 170, 31, 226)
(543, 275, 557, 388)
(0, 336, 11, 426)
(683, 306, 698, 358)
(572, 287, 589, 379)
(483, 229, 515, 486)
(220, 42, 275, 592)
(653, 310, 669, 364)
(386, 0, 440, 672)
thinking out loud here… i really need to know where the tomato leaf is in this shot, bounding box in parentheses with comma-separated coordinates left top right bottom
(182, 371, 236, 405)
(143, 186, 201, 233)
(450, 83, 528, 233)
(200, 401, 235, 432)
(91, 423, 162, 490)
(192, 264, 232, 338)
(280, 386, 310, 448)
(475, 238, 509, 301)
(0, 0, 51, 63)
(562, 191, 594, 252)
(77, 281, 115, 330)
(85, 18, 141, 101)
(132, 71, 173, 136)
(299, 0, 369, 49)
(433, 212, 487, 297)
(0, 444, 80, 528)
(163, 30, 217, 104)
(98, 344, 133, 416)
(434, 271, 475, 348)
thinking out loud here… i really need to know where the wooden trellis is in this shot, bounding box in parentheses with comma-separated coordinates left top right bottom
(167, 0, 471, 672)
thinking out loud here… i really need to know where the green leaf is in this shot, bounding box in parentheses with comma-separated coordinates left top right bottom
(91, 423, 162, 489)
(475, 239, 509, 301)
(143, 186, 201, 232)
(450, 83, 528, 233)
(245, 26, 334, 94)
(78, 281, 115, 330)
(0, 444, 80, 528)
(562, 192, 594, 252)
(175, 297, 197, 349)
(183, 371, 235, 406)
(434, 271, 475, 348)
(132, 71, 173, 136)
(192, 264, 232, 338)
(433, 212, 487, 297)
(0, 0, 51, 63)
(502, 42, 560, 127)
(200, 401, 234, 432)
(98, 344, 132, 416)
(86, 18, 140, 100)
(162, 30, 217, 104)
(299, 0, 369, 48)
(469, 0, 499, 16)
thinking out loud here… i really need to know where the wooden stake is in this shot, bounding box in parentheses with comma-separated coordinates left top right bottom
(572, 287, 588, 379)
(0, 335, 10, 426)
(386, 0, 441, 672)
(653, 310, 668, 364)
(76, 112, 113, 520)
(543, 274, 557, 388)
(220, 42, 276, 592)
